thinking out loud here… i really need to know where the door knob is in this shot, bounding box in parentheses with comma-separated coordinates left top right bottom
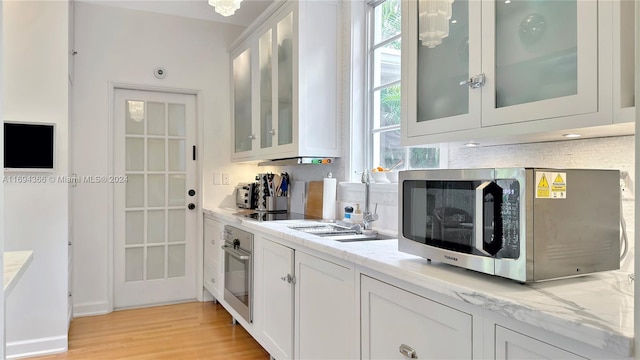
(188, 189, 196, 196)
(188, 203, 196, 210)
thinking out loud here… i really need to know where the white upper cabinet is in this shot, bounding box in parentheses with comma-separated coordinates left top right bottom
(402, 0, 632, 146)
(230, 1, 341, 161)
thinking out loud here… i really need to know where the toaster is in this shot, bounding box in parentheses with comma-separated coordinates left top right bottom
(236, 182, 256, 209)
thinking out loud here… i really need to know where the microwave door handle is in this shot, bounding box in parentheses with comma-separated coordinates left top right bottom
(222, 245, 251, 261)
(474, 181, 504, 256)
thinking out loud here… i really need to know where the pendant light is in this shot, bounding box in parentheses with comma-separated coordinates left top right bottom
(209, 0, 242, 17)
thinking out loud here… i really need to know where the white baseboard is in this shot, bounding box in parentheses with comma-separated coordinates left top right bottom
(73, 300, 111, 317)
(6, 335, 67, 359)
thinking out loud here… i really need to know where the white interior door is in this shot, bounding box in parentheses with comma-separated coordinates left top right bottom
(113, 89, 197, 309)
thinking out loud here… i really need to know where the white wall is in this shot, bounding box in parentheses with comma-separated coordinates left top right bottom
(2, 0, 70, 357)
(72, 2, 251, 316)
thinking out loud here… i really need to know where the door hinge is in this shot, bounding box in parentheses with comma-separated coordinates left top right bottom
(192, 145, 196, 161)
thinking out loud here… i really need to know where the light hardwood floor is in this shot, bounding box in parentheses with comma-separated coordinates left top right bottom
(26, 302, 270, 360)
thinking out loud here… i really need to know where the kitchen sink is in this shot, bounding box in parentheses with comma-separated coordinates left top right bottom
(288, 224, 395, 242)
(319, 232, 396, 242)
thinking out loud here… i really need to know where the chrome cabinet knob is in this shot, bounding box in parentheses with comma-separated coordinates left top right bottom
(399, 344, 418, 359)
(459, 73, 485, 89)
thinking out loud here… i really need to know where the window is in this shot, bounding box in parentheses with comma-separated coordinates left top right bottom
(366, 0, 444, 171)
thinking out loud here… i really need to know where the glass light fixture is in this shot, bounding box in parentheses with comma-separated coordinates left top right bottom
(418, 0, 454, 48)
(209, 0, 242, 17)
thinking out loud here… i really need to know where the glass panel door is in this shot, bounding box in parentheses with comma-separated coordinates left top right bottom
(417, 0, 469, 121)
(259, 30, 273, 149)
(114, 89, 197, 309)
(495, 1, 577, 108)
(404, 0, 481, 137)
(614, 0, 635, 123)
(233, 48, 253, 154)
(277, 12, 294, 146)
(482, 0, 598, 126)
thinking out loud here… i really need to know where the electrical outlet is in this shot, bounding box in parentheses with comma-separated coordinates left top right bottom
(222, 173, 230, 185)
(213, 172, 222, 185)
(620, 170, 634, 200)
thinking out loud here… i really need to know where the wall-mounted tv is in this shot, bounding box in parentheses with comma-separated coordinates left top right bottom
(4, 122, 55, 171)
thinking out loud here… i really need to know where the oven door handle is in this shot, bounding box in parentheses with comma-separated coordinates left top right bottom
(222, 245, 251, 260)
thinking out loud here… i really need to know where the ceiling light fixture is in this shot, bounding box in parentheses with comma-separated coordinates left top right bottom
(562, 133, 582, 138)
(209, 0, 242, 17)
(464, 142, 480, 147)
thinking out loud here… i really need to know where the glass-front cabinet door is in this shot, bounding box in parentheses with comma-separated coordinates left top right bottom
(259, 30, 274, 150)
(232, 47, 254, 157)
(481, 0, 598, 126)
(404, 0, 601, 141)
(277, 11, 294, 148)
(258, 10, 294, 155)
(614, 0, 635, 123)
(404, 0, 482, 136)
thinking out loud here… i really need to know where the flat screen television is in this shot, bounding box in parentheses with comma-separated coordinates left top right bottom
(4, 122, 55, 171)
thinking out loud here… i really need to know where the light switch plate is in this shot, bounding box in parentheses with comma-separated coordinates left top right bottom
(213, 172, 222, 185)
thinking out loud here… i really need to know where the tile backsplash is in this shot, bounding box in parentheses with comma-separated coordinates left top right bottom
(339, 135, 635, 273)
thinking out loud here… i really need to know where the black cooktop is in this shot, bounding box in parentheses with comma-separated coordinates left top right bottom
(234, 210, 320, 222)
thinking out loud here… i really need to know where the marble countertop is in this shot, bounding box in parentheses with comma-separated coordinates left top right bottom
(4, 250, 33, 298)
(205, 208, 634, 358)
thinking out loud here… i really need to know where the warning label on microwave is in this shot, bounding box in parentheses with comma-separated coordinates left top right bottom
(536, 172, 566, 199)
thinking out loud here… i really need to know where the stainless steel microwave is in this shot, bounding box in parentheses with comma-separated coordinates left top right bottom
(398, 168, 621, 282)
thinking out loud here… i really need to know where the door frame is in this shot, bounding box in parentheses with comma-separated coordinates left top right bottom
(107, 82, 204, 313)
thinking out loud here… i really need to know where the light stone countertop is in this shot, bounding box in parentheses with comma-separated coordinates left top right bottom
(4, 250, 33, 298)
(204, 208, 634, 358)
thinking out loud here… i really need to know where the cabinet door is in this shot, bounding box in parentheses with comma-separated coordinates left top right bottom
(495, 325, 586, 360)
(259, 239, 294, 360)
(613, 0, 635, 123)
(481, 0, 598, 126)
(204, 217, 223, 298)
(232, 47, 255, 158)
(275, 11, 294, 148)
(259, 29, 275, 151)
(295, 251, 355, 360)
(403, 0, 482, 137)
(361, 275, 472, 360)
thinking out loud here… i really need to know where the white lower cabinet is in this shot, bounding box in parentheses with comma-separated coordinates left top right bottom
(361, 275, 472, 360)
(203, 216, 223, 299)
(255, 236, 355, 360)
(495, 325, 586, 360)
(257, 237, 295, 360)
(295, 251, 355, 360)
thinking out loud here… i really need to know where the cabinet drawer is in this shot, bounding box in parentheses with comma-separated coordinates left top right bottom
(495, 325, 586, 360)
(204, 263, 221, 298)
(361, 275, 472, 360)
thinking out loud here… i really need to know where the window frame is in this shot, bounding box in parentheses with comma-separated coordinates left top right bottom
(364, 0, 447, 173)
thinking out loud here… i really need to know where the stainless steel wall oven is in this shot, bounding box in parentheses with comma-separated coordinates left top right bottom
(222, 225, 253, 323)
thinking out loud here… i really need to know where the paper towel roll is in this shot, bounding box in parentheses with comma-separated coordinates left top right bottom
(322, 177, 337, 220)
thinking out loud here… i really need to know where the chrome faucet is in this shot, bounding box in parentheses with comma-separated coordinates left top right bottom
(361, 169, 378, 230)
